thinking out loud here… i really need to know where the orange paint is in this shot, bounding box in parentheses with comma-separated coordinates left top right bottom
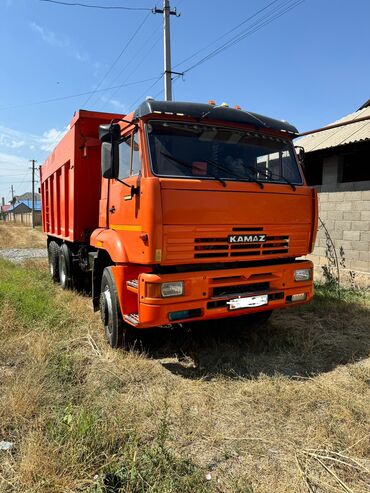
(41, 103, 318, 329)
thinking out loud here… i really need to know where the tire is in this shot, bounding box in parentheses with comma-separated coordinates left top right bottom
(59, 243, 73, 290)
(100, 267, 135, 349)
(48, 241, 60, 282)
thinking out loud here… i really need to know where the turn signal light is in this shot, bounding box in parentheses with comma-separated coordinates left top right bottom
(146, 283, 161, 298)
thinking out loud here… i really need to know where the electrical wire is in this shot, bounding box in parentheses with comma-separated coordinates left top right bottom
(82, 10, 152, 107)
(99, 22, 162, 105)
(40, 0, 153, 11)
(101, 34, 162, 108)
(0, 77, 159, 111)
(128, 74, 164, 111)
(173, 0, 281, 69)
(181, 0, 304, 75)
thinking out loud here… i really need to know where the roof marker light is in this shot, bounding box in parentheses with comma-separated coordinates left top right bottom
(221, 102, 229, 107)
(208, 100, 216, 105)
(234, 105, 241, 110)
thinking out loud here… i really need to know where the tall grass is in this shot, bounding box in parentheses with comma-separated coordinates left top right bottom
(0, 224, 45, 249)
(0, 258, 369, 492)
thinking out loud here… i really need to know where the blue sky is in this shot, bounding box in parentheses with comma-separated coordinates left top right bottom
(1, 0, 369, 201)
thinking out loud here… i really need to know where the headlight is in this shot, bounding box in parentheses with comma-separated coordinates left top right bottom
(294, 269, 312, 281)
(160, 281, 184, 297)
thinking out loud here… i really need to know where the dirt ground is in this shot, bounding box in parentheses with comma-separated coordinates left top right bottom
(0, 223, 46, 249)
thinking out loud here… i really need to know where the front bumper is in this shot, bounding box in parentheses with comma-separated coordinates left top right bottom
(131, 260, 313, 328)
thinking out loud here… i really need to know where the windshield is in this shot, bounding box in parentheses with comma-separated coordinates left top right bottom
(146, 121, 303, 185)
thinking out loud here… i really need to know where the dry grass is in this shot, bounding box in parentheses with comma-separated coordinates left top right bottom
(0, 258, 369, 492)
(0, 223, 45, 249)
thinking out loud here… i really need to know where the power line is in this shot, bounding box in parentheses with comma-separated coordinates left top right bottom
(181, 0, 304, 75)
(173, 0, 281, 70)
(0, 173, 31, 177)
(99, 27, 162, 106)
(82, 11, 152, 107)
(128, 74, 164, 111)
(40, 0, 153, 11)
(101, 32, 162, 108)
(0, 77, 159, 111)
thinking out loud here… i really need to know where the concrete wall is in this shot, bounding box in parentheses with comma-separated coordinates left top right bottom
(309, 190, 370, 285)
(6, 212, 42, 227)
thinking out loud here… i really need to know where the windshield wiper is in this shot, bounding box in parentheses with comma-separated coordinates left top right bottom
(205, 158, 265, 189)
(160, 152, 227, 187)
(254, 167, 297, 191)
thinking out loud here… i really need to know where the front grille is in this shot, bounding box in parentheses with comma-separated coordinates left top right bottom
(207, 291, 284, 309)
(212, 282, 270, 298)
(194, 231, 289, 259)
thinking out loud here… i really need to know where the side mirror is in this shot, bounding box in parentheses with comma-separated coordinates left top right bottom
(100, 123, 121, 179)
(101, 141, 119, 179)
(295, 146, 305, 170)
(99, 123, 121, 142)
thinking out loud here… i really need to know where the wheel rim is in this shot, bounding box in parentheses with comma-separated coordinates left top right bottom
(101, 286, 113, 339)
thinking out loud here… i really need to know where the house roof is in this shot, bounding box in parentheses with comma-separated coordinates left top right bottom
(8, 200, 41, 212)
(296, 100, 370, 153)
(1, 204, 11, 213)
(15, 192, 41, 201)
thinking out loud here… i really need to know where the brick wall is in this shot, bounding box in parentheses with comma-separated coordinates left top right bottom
(309, 190, 370, 284)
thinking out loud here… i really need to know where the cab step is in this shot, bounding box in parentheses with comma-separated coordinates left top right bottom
(124, 313, 139, 325)
(126, 279, 138, 292)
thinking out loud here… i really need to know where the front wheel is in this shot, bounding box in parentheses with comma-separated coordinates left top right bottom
(100, 267, 135, 349)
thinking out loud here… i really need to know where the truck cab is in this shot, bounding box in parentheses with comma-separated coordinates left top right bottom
(91, 100, 317, 345)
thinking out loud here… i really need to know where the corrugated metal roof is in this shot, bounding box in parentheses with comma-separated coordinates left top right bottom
(8, 200, 41, 212)
(295, 104, 370, 152)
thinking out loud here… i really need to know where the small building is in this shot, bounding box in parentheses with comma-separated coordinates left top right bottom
(0, 204, 11, 221)
(297, 99, 370, 284)
(7, 200, 42, 226)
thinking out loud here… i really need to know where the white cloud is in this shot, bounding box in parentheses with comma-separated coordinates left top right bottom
(0, 126, 37, 151)
(0, 124, 67, 154)
(29, 22, 89, 63)
(0, 152, 29, 175)
(39, 127, 68, 152)
(30, 22, 67, 48)
(100, 96, 128, 113)
(0, 124, 67, 198)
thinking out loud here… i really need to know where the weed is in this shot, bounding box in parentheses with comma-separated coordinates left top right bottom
(0, 258, 369, 493)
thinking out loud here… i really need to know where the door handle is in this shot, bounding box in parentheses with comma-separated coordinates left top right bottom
(109, 205, 116, 214)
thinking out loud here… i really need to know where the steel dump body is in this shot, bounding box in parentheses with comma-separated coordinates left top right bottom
(40, 110, 122, 242)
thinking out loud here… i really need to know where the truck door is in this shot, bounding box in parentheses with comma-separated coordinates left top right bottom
(107, 129, 142, 233)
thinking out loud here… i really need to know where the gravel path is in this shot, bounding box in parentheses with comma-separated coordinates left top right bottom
(0, 248, 48, 262)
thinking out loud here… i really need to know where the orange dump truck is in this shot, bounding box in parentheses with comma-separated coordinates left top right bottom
(40, 100, 317, 347)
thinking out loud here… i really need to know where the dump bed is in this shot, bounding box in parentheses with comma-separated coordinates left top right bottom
(40, 110, 122, 242)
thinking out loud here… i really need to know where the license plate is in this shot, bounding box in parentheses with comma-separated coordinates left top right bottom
(227, 294, 268, 310)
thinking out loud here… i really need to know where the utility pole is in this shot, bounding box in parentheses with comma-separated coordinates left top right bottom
(10, 185, 15, 204)
(154, 0, 180, 101)
(30, 159, 37, 228)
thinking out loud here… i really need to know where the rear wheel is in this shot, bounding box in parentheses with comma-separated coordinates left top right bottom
(100, 267, 135, 349)
(48, 241, 60, 282)
(59, 243, 73, 290)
